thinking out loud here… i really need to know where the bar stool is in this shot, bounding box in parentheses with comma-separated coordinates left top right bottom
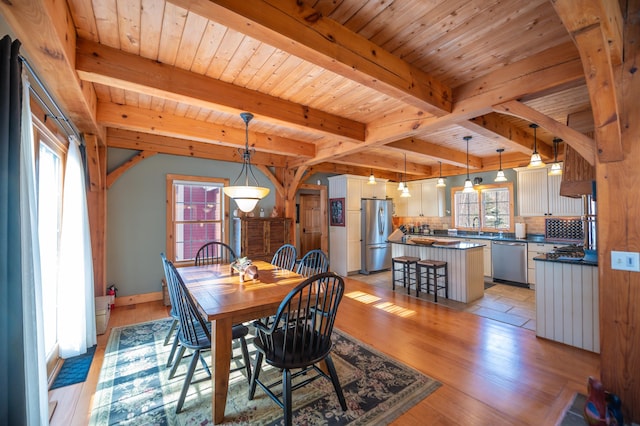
(416, 259, 449, 302)
(392, 256, 419, 294)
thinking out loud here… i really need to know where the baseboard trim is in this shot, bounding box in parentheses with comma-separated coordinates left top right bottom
(114, 291, 163, 307)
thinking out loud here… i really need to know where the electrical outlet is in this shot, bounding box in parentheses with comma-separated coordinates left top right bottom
(611, 251, 640, 272)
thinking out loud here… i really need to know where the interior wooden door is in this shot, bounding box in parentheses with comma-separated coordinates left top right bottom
(300, 194, 322, 256)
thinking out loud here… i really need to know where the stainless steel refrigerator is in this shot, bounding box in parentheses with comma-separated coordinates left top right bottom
(360, 198, 393, 274)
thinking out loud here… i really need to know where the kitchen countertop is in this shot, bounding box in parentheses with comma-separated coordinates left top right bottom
(390, 239, 484, 250)
(533, 253, 598, 266)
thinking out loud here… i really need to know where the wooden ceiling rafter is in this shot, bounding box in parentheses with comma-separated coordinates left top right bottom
(168, 0, 453, 116)
(106, 128, 289, 168)
(75, 38, 366, 142)
(465, 113, 554, 159)
(98, 102, 315, 157)
(386, 137, 483, 170)
(492, 100, 596, 165)
(329, 152, 431, 176)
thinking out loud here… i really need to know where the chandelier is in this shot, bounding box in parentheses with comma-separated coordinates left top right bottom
(223, 112, 270, 212)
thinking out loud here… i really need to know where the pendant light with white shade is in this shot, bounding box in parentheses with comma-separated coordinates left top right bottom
(463, 136, 475, 193)
(548, 138, 563, 176)
(528, 123, 544, 168)
(400, 153, 411, 197)
(494, 148, 507, 182)
(367, 168, 377, 184)
(436, 161, 446, 187)
(222, 112, 270, 212)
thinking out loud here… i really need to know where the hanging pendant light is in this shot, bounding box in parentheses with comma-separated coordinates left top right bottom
(528, 123, 544, 168)
(494, 148, 507, 182)
(463, 136, 475, 193)
(223, 112, 270, 212)
(548, 138, 563, 176)
(400, 154, 411, 197)
(367, 168, 377, 184)
(436, 161, 446, 187)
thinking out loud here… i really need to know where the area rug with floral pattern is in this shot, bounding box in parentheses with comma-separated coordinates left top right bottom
(90, 318, 441, 425)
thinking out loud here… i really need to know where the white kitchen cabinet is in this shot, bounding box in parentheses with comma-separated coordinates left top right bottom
(421, 180, 439, 217)
(535, 260, 599, 353)
(406, 182, 423, 216)
(516, 167, 582, 217)
(527, 242, 556, 288)
(361, 178, 387, 199)
(386, 182, 407, 216)
(404, 179, 441, 217)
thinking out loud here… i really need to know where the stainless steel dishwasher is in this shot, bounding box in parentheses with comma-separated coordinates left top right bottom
(491, 241, 528, 286)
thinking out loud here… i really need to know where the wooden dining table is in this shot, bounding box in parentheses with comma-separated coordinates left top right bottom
(176, 260, 306, 424)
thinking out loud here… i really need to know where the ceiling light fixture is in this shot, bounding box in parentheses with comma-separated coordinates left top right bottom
(528, 123, 544, 168)
(222, 112, 270, 212)
(495, 148, 507, 182)
(368, 168, 376, 184)
(400, 154, 411, 197)
(436, 161, 446, 187)
(548, 138, 563, 176)
(463, 136, 475, 193)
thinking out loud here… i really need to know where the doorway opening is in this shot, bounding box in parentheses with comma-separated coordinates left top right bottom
(297, 184, 328, 258)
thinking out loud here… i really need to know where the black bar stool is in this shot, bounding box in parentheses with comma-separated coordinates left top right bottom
(416, 259, 449, 302)
(392, 256, 419, 294)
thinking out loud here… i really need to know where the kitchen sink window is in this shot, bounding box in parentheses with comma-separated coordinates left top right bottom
(452, 183, 513, 232)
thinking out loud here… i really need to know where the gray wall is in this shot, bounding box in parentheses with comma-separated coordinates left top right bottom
(107, 148, 277, 297)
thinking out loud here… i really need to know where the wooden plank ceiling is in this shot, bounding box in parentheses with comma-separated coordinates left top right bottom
(13, 0, 600, 181)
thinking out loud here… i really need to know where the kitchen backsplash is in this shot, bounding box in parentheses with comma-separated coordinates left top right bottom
(393, 215, 550, 235)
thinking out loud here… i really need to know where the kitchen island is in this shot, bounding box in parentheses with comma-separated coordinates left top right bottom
(391, 239, 485, 303)
(534, 254, 599, 353)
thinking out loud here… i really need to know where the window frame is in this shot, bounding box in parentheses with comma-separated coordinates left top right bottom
(166, 174, 230, 266)
(451, 182, 514, 233)
(32, 112, 68, 379)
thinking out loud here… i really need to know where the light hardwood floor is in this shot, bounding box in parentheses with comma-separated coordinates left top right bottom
(49, 277, 599, 425)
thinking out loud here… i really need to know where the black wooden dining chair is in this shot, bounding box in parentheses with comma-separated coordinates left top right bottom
(162, 256, 252, 413)
(194, 241, 236, 266)
(271, 243, 297, 270)
(295, 249, 329, 277)
(249, 272, 347, 426)
(160, 253, 182, 368)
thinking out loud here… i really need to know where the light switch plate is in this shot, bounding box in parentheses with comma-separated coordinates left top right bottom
(611, 251, 640, 272)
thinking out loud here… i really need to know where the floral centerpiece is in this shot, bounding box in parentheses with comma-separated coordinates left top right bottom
(231, 257, 252, 274)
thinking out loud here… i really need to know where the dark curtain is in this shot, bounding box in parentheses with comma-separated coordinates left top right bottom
(0, 34, 27, 425)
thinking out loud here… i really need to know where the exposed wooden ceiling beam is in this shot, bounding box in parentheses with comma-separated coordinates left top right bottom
(169, 0, 452, 115)
(331, 153, 431, 176)
(466, 113, 554, 159)
(552, 0, 624, 163)
(365, 42, 585, 146)
(75, 38, 365, 142)
(107, 128, 289, 168)
(0, 0, 104, 142)
(551, 0, 623, 66)
(98, 102, 315, 157)
(386, 138, 483, 170)
(309, 163, 398, 181)
(492, 100, 596, 165)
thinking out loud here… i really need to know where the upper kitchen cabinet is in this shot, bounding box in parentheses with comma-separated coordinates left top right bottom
(386, 182, 407, 216)
(516, 167, 582, 217)
(361, 176, 387, 200)
(404, 179, 445, 217)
